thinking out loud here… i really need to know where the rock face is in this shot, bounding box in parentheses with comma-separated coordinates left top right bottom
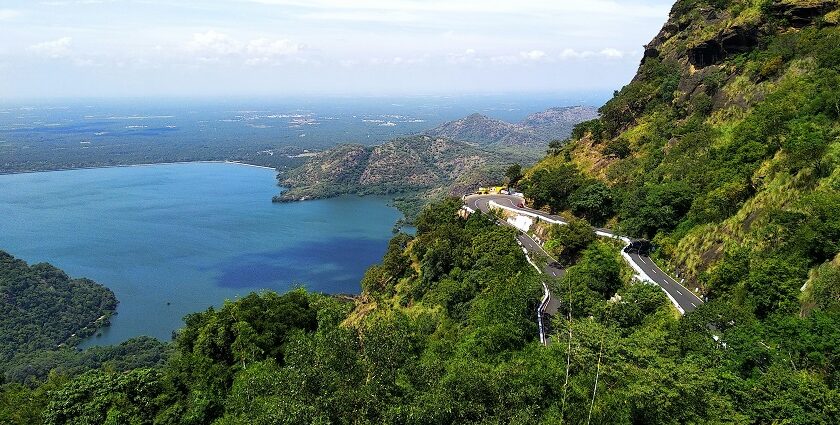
(665, 0, 837, 69)
(623, 0, 840, 124)
(424, 106, 598, 148)
(688, 25, 759, 68)
(770, 0, 836, 27)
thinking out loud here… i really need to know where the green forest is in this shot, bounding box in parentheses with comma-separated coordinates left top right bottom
(0, 251, 168, 388)
(0, 251, 117, 368)
(3, 199, 837, 423)
(2, 0, 840, 423)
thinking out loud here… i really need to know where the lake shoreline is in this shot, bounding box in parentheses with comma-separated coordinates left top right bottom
(1, 162, 402, 345)
(0, 160, 277, 176)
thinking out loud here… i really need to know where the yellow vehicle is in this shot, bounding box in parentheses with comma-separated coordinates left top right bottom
(477, 186, 507, 195)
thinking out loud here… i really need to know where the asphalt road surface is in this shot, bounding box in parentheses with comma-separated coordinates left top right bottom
(464, 194, 703, 314)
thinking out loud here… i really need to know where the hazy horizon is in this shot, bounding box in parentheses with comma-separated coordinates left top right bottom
(0, 0, 674, 99)
(0, 90, 613, 104)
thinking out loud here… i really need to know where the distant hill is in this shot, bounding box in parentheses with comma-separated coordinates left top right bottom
(424, 106, 598, 148)
(273, 135, 521, 209)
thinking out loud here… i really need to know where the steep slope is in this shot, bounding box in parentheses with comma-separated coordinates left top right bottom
(274, 135, 515, 203)
(424, 106, 598, 148)
(522, 0, 840, 315)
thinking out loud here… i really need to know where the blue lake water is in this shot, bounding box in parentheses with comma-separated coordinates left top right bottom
(0, 162, 402, 346)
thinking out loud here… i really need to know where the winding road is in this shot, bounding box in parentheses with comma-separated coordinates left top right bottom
(464, 194, 703, 316)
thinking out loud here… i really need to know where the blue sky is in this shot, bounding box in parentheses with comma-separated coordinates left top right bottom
(0, 0, 674, 98)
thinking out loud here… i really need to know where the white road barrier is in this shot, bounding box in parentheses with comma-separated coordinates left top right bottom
(486, 198, 689, 315)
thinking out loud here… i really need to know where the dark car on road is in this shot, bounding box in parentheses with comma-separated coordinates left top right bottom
(624, 240, 653, 255)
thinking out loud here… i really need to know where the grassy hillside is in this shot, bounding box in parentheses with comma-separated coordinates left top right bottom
(522, 0, 840, 315)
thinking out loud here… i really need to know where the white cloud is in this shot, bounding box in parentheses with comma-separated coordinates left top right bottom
(446, 48, 479, 64)
(0, 9, 21, 20)
(185, 31, 303, 65)
(369, 55, 427, 66)
(489, 55, 519, 65)
(296, 10, 420, 24)
(72, 58, 101, 67)
(40, 0, 115, 5)
(4, 0, 670, 97)
(557, 48, 628, 60)
(186, 31, 241, 57)
(339, 59, 360, 68)
(599, 48, 624, 58)
(559, 48, 592, 59)
(28, 37, 73, 59)
(520, 50, 546, 61)
(246, 38, 302, 57)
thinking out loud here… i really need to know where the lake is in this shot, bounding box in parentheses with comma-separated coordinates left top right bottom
(0, 162, 402, 346)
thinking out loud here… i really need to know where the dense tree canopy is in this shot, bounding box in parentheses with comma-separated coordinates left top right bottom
(4, 197, 838, 424)
(0, 251, 117, 367)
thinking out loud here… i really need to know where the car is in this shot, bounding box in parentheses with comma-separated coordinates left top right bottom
(624, 240, 653, 255)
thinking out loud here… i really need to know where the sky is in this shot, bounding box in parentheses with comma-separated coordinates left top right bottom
(0, 0, 675, 99)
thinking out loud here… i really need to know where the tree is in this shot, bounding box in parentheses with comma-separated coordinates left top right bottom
(415, 198, 463, 234)
(504, 164, 523, 187)
(744, 257, 802, 319)
(43, 369, 164, 425)
(569, 182, 614, 225)
(231, 321, 261, 370)
(523, 165, 583, 212)
(603, 283, 667, 329)
(544, 218, 596, 265)
(619, 181, 694, 238)
(577, 242, 623, 300)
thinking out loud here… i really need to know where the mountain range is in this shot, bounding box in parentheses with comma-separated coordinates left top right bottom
(424, 106, 598, 148)
(273, 105, 599, 211)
